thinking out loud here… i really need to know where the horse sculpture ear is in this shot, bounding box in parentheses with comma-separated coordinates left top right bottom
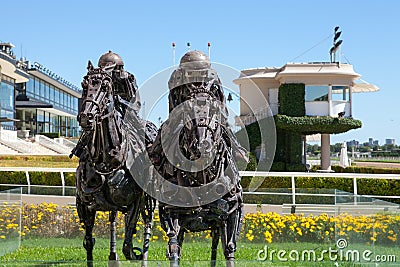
(87, 60, 94, 71)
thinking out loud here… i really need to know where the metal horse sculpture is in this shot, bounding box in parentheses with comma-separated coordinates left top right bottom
(150, 51, 247, 267)
(71, 61, 157, 267)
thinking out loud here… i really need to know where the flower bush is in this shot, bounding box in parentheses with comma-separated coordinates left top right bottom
(1, 202, 400, 246)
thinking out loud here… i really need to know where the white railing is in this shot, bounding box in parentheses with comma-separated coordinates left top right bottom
(240, 171, 400, 205)
(2, 168, 400, 205)
(0, 167, 76, 196)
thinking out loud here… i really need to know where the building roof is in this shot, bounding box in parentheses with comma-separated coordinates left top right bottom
(28, 68, 81, 97)
(234, 62, 379, 92)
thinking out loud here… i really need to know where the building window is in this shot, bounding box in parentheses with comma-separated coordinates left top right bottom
(305, 85, 329, 101)
(0, 79, 15, 110)
(331, 85, 350, 101)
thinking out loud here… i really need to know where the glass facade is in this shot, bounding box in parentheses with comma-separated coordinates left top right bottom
(305, 85, 329, 101)
(331, 85, 350, 101)
(22, 75, 80, 137)
(0, 74, 16, 129)
(26, 77, 79, 114)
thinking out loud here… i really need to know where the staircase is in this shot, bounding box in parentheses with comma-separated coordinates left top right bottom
(0, 141, 21, 155)
(35, 135, 71, 155)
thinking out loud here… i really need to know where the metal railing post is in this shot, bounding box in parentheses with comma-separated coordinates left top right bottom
(291, 175, 296, 213)
(25, 171, 30, 194)
(60, 171, 65, 196)
(353, 177, 358, 205)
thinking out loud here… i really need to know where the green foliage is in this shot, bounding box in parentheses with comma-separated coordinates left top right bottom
(245, 153, 257, 171)
(274, 129, 303, 170)
(64, 172, 76, 186)
(0, 171, 76, 188)
(331, 165, 400, 174)
(240, 173, 400, 204)
(275, 115, 362, 134)
(235, 120, 261, 152)
(270, 162, 286, 171)
(29, 172, 62, 186)
(0, 171, 27, 185)
(278, 83, 306, 116)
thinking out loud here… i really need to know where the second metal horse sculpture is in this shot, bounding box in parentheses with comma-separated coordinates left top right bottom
(150, 51, 248, 267)
(71, 52, 157, 267)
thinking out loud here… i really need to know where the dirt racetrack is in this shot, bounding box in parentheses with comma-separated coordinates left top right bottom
(353, 161, 400, 169)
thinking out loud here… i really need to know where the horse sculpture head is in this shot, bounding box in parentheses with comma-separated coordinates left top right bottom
(167, 50, 228, 185)
(151, 51, 246, 267)
(180, 81, 225, 162)
(79, 61, 114, 131)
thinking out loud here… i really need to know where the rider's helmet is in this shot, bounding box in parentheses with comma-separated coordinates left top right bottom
(98, 50, 124, 69)
(168, 50, 218, 91)
(179, 50, 211, 70)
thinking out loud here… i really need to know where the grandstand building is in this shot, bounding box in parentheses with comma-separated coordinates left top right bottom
(0, 40, 80, 154)
(0, 41, 80, 138)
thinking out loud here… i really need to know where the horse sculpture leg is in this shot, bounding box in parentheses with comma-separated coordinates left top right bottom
(108, 211, 120, 267)
(166, 217, 182, 267)
(77, 196, 96, 267)
(141, 196, 156, 267)
(211, 228, 220, 267)
(123, 196, 143, 261)
(221, 203, 244, 267)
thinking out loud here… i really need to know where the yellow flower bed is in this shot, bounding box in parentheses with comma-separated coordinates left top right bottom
(1, 202, 399, 246)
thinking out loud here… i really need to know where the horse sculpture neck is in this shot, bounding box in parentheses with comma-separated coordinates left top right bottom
(79, 69, 126, 175)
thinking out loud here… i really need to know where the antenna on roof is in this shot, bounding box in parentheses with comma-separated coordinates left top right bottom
(207, 42, 211, 60)
(172, 42, 176, 66)
(187, 42, 191, 51)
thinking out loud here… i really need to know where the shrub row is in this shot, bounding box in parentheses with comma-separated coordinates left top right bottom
(0, 171, 76, 189)
(1, 164, 399, 205)
(241, 174, 400, 205)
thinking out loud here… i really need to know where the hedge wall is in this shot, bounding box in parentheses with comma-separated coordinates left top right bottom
(278, 83, 305, 116)
(0, 171, 76, 192)
(275, 115, 362, 135)
(241, 175, 400, 205)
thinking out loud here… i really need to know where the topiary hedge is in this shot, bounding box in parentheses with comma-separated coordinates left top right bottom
(275, 115, 362, 135)
(278, 83, 305, 116)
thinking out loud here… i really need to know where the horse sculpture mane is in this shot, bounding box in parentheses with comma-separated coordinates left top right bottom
(72, 60, 157, 267)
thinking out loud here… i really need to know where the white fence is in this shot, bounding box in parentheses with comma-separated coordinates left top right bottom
(239, 171, 400, 204)
(2, 168, 400, 205)
(0, 167, 75, 196)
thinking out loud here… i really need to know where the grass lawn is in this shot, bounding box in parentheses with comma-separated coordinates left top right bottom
(1, 238, 399, 266)
(0, 155, 78, 168)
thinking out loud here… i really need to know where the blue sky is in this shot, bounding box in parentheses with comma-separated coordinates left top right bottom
(2, 0, 400, 145)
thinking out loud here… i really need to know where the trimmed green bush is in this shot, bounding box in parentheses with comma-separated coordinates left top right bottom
(278, 83, 305, 116)
(275, 115, 362, 135)
(64, 172, 76, 186)
(29, 172, 62, 186)
(332, 165, 400, 174)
